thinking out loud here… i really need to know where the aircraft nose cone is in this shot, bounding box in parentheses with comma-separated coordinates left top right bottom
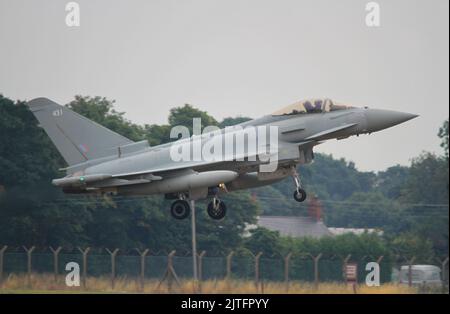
(365, 109, 418, 132)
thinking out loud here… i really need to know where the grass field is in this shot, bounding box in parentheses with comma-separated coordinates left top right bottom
(0, 273, 419, 294)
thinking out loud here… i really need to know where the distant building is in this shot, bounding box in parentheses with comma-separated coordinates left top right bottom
(247, 195, 383, 238)
(252, 215, 332, 238)
(247, 217, 383, 239)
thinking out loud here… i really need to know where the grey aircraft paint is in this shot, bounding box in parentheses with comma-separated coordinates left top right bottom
(27, 97, 417, 219)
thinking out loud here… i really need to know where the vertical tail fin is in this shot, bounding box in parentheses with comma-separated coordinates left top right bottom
(27, 98, 133, 166)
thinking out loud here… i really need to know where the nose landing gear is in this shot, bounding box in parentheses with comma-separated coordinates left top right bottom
(291, 166, 307, 202)
(294, 188, 307, 202)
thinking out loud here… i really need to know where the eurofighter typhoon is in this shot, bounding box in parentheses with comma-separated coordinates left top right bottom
(27, 98, 417, 220)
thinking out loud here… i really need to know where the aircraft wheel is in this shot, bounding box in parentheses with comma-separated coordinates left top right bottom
(293, 189, 307, 202)
(207, 199, 227, 220)
(170, 200, 190, 219)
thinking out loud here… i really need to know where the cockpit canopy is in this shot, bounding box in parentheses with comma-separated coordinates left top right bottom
(271, 98, 354, 116)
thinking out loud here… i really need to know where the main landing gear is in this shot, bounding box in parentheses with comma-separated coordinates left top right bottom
(291, 167, 307, 202)
(170, 199, 190, 220)
(169, 195, 227, 220)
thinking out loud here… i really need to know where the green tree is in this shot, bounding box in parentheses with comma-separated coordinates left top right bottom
(438, 119, 449, 159)
(144, 124, 172, 146)
(324, 191, 405, 232)
(0, 95, 62, 187)
(67, 96, 145, 141)
(401, 152, 449, 204)
(219, 116, 252, 128)
(399, 153, 449, 256)
(244, 227, 283, 255)
(390, 233, 435, 262)
(0, 95, 92, 246)
(168, 104, 218, 134)
(374, 165, 409, 199)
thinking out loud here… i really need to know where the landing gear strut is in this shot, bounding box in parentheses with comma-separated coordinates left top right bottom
(170, 199, 190, 219)
(291, 166, 307, 202)
(207, 197, 227, 220)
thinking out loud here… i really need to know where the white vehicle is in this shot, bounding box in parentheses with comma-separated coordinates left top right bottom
(399, 265, 442, 286)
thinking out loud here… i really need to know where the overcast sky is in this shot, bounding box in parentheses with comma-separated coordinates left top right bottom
(0, 0, 448, 171)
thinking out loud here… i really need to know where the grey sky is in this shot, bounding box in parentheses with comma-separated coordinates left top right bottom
(0, 0, 448, 171)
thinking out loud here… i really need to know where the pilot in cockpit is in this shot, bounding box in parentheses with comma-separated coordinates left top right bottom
(272, 98, 353, 116)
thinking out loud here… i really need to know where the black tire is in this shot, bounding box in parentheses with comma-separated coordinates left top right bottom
(207, 200, 227, 220)
(293, 188, 307, 202)
(170, 200, 190, 219)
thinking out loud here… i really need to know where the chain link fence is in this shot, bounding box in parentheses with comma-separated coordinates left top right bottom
(0, 245, 448, 292)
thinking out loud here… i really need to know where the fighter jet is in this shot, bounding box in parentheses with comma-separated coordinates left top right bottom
(27, 98, 417, 220)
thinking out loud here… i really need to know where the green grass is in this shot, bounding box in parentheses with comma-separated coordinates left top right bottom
(0, 273, 419, 294)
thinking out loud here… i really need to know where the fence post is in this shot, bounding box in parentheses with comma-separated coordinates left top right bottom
(284, 252, 292, 292)
(135, 248, 149, 292)
(226, 251, 234, 280)
(254, 252, 263, 290)
(106, 248, 119, 290)
(312, 253, 323, 289)
(23, 246, 35, 287)
(436, 256, 449, 293)
(77, 247, 90, 289)
(167, 250, 177, 292)
(0, 246, 7, 287)
(406, 256, 416, 287)
(157, 250, 181, 292)
(197, 251, 206, 292)
(49, 246, 62, 282)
